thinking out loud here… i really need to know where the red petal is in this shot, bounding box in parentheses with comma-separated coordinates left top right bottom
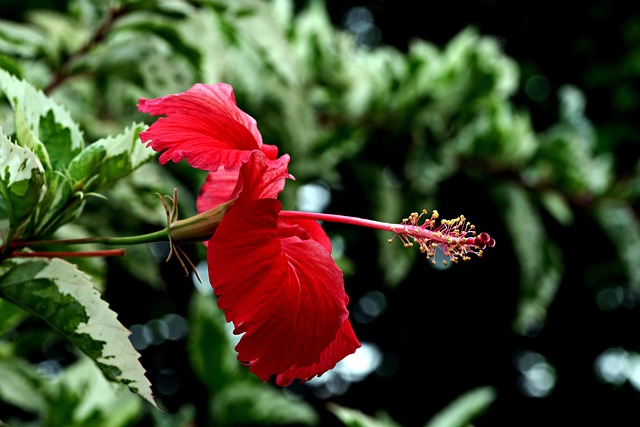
(138, 83, 278, 170)
(196, 168, 240, 214)
(277, 218, 333, 254)
(236, 151, 292, 201)
(196, 150, 291, 216)
(208, 198, 357, 383)
(275, 319, 360, 386)
(196, 151, 291, 248)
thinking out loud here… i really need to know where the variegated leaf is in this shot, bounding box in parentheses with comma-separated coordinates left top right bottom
(0, 258, 158, 408)
(67, 122, 153, 194)
(0, 68, 84, 173)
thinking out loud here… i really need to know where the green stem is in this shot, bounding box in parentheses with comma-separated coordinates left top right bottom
(35, 196, 84, 239)
(10, 228, 170, 249)
(8, 249, 126, 258)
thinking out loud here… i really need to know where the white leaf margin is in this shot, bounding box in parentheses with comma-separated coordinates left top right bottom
(0, 68, 84, 154)
(0, 128, 46, 232)
(0, 128, 45, 190)
(34, 258, 158, 409)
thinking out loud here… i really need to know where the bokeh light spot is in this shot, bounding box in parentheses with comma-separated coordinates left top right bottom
(596, 286, 639, 311)
(595, 347, 640, 391)
(307, 341, 382, 397)
(164, 313, 189, 341)
(343, 7, 381, 48)
(129, 324, 152, 350)
(595, 347, 628, 386)
(192, 260, 213, 295)
(297, 182, 331, 212)
(156, 368, 180, 396)
(514, 350, 556, 397)
(147, 319, 169, 345)
(524, 75, 551, 101)
(129, 313, 189, 350)
(354, 290, 387, 323)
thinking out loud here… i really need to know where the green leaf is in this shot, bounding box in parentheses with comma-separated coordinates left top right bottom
(452, 102, 538, 165)
(373, 167, 418, 287)
(493, 183, 563, 335)
(27, 122, 152, 238)
(113, 13, 201, 71)
(210, 381, 319, 427)
(0, 258, 158, 409)
(0, 18, 47, 59)
(45, 356, 144, 427)
(0, 67, 84, 172)
(36, 123, 155, 239)
(0, 357, 47, 414)
(0, 129, 46, 230)
(594, 201, 640, 291)
(539, 189, 574, 226)
(27, 10, 89, 59)
(189, 293, 319, 425)
(424, 386, 496, 427)
(67, 122, 153, 194)
(148, 404, 196, 427)
(327, 403, 401, 427)
(12, 106, 52, 174)
(0, 297, 27, 336)
(188, 293, 317, 427)
(187, 292, 246, 391)
(535, 85, 613, 197)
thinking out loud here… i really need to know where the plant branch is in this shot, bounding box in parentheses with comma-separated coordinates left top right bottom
(44, 5, 128, 95)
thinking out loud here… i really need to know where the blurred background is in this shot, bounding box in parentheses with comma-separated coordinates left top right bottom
(0, 0, 639, 426)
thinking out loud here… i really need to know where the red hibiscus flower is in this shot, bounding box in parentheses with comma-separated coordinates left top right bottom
(138, 84, 361, 386)
(208, 152, 360, 385)
(139, 83, 494, 387)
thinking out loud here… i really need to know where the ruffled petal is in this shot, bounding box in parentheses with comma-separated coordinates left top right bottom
(195, 150, 291, 247)
(196, 149, 291, 216)
(235, 151, 292, 201)
(138, 83, 278, 170)
(207, 198, 355, 383)
(274, 319, 360, 387)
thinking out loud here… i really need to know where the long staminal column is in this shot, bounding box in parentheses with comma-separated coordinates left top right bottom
(279, 209, 495, 265)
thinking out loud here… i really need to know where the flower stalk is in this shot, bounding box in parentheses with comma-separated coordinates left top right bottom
(7, 228, 170, 249)
(0, 228, 169, 262)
